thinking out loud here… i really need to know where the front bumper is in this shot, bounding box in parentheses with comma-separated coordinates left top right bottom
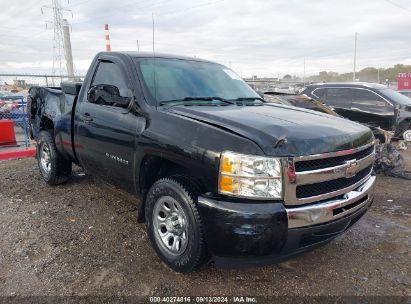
(197, 175, 376, 268)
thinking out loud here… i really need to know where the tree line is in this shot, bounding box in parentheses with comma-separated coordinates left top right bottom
(282, 64, 411, 83)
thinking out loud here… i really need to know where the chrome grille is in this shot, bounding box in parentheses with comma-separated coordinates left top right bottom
(283, 142, 375, 206)
(295, 145, 374, 172)
(296, 164, 373, 198)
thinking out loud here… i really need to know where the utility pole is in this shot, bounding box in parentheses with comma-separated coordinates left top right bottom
(353, 32, 357, 81)
(42, 0, 73, 78)
(136, 40, 140, 51)
(303, 57, 306, 86)
(377, 68, 380, 83)
(62, 19, 74, 78)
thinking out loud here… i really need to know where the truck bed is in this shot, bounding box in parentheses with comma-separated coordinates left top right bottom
(28, 82, 82, 163)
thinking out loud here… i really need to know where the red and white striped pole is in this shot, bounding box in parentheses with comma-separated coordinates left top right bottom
(104, 24, 111, 52)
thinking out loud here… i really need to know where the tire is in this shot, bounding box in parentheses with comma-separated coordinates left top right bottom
(37, 130, 72, 185)
(145, 176, 209, 272)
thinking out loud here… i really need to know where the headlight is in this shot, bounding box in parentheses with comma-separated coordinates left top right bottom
(218, 151, 282, 199)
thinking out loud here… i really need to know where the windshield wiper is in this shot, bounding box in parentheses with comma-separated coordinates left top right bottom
(230, 97, 265, 103)
(159, 96, 235, 108)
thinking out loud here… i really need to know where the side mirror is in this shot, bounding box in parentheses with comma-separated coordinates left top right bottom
(87, 86, 97, 103)
(87, 85, 132, 108)
(256, 90, 264, 98)
(394, 104, 400, 119)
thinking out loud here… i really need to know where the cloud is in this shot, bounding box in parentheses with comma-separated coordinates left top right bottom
(0, 0, 410, 77)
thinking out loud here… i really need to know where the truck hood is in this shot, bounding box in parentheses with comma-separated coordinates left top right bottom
(168, 103, 373, 156)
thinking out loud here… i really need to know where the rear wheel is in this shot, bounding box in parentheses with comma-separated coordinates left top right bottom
(37, 131, 72, 185)
(145, 176, 208, 272)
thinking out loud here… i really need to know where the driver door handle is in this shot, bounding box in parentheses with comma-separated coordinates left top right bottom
(82, 112, 93, 122)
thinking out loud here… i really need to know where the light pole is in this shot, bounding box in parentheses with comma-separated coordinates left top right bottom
(353, 32, 358, 81)
(303, 57, 306, 86)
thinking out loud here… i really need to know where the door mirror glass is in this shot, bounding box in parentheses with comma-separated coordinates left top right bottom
(87, 84, 131, 108)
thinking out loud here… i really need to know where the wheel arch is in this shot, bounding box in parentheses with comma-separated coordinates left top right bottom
(40, 116, 55, 133)
(137, 154, 206, 222)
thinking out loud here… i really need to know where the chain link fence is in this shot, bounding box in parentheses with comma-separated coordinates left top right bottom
(0, 74, 85, 90)
(244, 79, 305, 94)
(0, 95, 31, 148)
(0, 73, 301, 94)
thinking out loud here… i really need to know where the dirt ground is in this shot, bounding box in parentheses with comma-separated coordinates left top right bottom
(0, 150, 410, 301)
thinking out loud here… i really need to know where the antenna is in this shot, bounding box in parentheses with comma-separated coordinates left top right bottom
(152, 12, 155, 54)
(152, 12, 157, 104)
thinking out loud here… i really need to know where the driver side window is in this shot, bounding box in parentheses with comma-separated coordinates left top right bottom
(351, 89, 393, 114)
(89, 61, 129, 106)
(323, 88, 352, 109)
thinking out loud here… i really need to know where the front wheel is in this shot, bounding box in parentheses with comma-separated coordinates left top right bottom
(37, 131, 72, 185)
(145, 176, 209, 272)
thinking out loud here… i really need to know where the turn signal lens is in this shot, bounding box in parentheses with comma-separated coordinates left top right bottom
(220, 175, 234, 193)
(221, 156, 233, 174)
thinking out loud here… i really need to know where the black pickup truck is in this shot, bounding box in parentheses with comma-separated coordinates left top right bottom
(28, 52, 376, 272)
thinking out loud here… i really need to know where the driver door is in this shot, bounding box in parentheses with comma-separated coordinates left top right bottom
(348, 89, 395, 130)
(75, 57, 137, 189)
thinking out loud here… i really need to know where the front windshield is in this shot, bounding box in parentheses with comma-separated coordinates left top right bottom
(137, 58, 259, 105)
(379, 88, 411, 106)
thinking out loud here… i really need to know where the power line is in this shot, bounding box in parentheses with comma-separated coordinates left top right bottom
(69, 0, 90, 7)
(157, 0, 225, 16)
(384, 0, 411, 12)
(70, 0, 170, 25)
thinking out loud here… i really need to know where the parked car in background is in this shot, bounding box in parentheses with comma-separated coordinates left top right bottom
(0, 98, 21, 119)
(263, 91, 411, 179)
(301, 83, 411, 142)
(264, 92, 393, 144)
(399, 90, 411, 98)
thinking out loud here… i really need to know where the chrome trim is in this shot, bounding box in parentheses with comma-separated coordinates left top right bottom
(293, 141, 375, 162)
(296, 152, 375, 185)
(220, 173, 281, 179)
(287, 175, 376, 229)
(287, 171, 373, 205)
(283, 143, 375, 206)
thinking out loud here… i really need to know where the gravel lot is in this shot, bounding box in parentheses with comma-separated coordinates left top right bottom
(0, 150, 410, 300)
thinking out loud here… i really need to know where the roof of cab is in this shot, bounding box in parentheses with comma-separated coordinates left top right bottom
(99, 51, 214, 63)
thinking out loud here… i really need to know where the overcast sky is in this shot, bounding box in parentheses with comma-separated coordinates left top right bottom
(1, 0, 410, 77)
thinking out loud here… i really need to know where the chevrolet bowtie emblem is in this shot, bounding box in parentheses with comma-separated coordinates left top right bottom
(345, 160, 359, 178)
